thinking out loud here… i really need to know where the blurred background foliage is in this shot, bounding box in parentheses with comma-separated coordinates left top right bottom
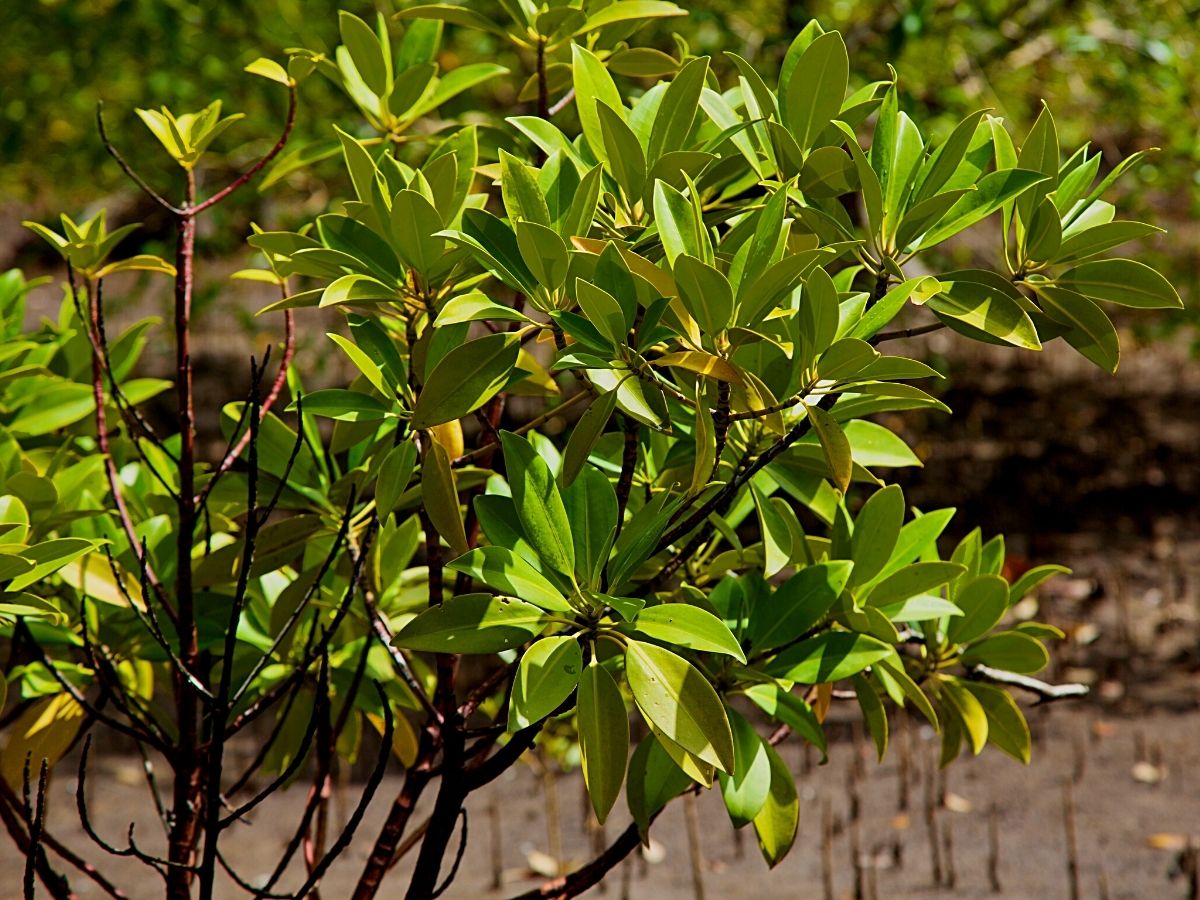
(3, 0, 1196, 320)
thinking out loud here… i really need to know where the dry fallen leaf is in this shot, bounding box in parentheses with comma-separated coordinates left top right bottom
(1147, 833, 1190, 851)
(1131, 761, 1167, 784)
(944, 792, 973, 813)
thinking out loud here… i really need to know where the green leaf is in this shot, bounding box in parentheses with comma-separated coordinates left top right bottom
(394, 5, 508, 38)
(412, 63, 509, 119)
(576, 1, 685, 35)
(93, 255, 176, 279)
(393, 594, 549, 653)
(561, 466, 618, 588)
(500, 149, 551, 227)
(673, 255, 733, 335)
(515, 221, 569, 292)
(339, 11, 389, 97)
(7, 539, 99, 592)
(647, 56, 708, 163)
(434, 291, 534, 326)
(574, 279, 628, 346)
(562, 391, 618, 487)
(752, 742, 799, 867)
(911, 110, 988, 204)
(961, 631, 1049, 674)
(799, 146, 857, 198)
(853, 673, 888, 761)
(446, 547, 571, 612)
(963, 681, 1031, 764)
(390, 190, 445, 276)
(501, 431, 575, 578)
(630, 604, 746, 662)
(578, 658, 629, 824)
(782, 31, 848, 152)
(412, 332, 520, 428)
(927, 281, 1041, 351)
(749, 561, 854, 653)
(767, 632, 892, 683)
(596, 102, 646, 201)
(627, 735, 692, 838)
(915, 169, 1049, 249)
(510, 636, 582, 730)
(1015, 104, 1059, 231)
(843, 421, 922, 468)
(742, 684, 827, 756)
(719, 709, 771, 827)
(804, 403, 852, 494)
(946, 574, 1009, 644)
(319, 274, 399, 308)
(652, 180, 705, 266)
(1056, 259, 1183, 309)
(421, 441, 469, 558)
(376, 441, 417, 519)
(298, 389, 391, 422)
(850, 484, 904, 586)
(572, 44, 623, 169)
(940, 676, 988, 755)
(1055, 222, 1162, 264)
(625, 640, 734, 773)
(751, 483, 794, 579)
(865, 561, 965, 608)
(1008, 564, 1069, 604)
(244, 57, 292, 86)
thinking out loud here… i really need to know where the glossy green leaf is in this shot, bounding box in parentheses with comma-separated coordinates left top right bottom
(561, 391, 618, 487)
(376, 441, 417, 519)
(393, 594, 548, 653)
(421, 441, 469, 558)
(562, 465, 618, 588)
(915, 169, 1048, 249)
(963, 681, 1031, 764)
(749, 561, 854, 653)
(742, 684, 827, 756)
(804, 403, 852, 494)
(719, 709, 771, 827)
(946, 574, 1009, 644)
(927, 281, 1041, 351)
(339, 11, 389, 97)
(626, 640, 734, 773)
(510, 636, 582, 730)
(412, 332, 520, 428)
(500, 431, 575, 578)
(940, 676, 988, 755)
(578, 658, 629, 824)
(673, 255, 733, 335)
(853, 673, 888, 761)
(446, 547, 571, 612)
(572, 44, 623, 169)
(865, 561, 965, 608)
(960, 631, 1049, 674)
(782, 31, 848, 152)
(1056, 259, 1183, 309)
(767, 631, 892, 683)
(630, 603, 746, 662)
(627, 735, 692, 838)
(500, 149, 551, 227)
(849, 484, 904, 586)
(752, 742, 799, 867)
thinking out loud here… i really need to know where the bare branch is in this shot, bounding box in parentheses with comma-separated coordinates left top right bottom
(96, 102, 184, 215)
(966, 666, 1090, 704)
(189, 85, 297, 215)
